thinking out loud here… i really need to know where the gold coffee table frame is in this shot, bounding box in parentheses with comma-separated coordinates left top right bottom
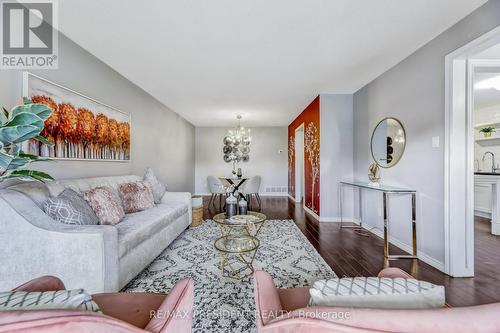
(214, 235, 260, 279)
(213, 212, 267, 279)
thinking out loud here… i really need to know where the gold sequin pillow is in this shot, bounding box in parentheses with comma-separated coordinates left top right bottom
(84, 186, 125, 225)
(118, 181, 155, 214)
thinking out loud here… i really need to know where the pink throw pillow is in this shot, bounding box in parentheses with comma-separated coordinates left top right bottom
(84, 186, 125, 225)
(119, 181, 155, 214)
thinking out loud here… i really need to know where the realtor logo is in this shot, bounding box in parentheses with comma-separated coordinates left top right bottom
(1, 0, 58, 69)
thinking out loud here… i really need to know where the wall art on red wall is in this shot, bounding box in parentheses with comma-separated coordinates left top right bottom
(288, 96, 320, 215)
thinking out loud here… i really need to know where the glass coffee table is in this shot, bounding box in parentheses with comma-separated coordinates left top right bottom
(214, 235, 260, 279)
(212, 212, 266, 279)
(213, 211, 267, 237)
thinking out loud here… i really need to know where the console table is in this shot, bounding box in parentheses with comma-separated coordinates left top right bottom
(339, 181, 417, 260)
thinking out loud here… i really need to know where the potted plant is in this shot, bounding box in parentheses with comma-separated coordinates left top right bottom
(480, 126, 496, 138)
(0, 98, 54, 182)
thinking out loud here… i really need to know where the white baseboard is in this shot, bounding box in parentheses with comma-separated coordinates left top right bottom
(474, 209, 491, 219)
(287, 194, 302, 203)
(303, 205, 320, 220)
(259, 193, 288, 197)
(319, 217, 360, 223)
(492, 221, 500, 235)
(361, 225, 445, 272)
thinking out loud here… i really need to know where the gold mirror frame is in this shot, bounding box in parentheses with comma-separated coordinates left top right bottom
(370, 117, 406, 168)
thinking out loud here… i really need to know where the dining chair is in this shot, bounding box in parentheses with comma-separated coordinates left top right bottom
(207, 176, 226, 209)
(241, 176, 262, 209)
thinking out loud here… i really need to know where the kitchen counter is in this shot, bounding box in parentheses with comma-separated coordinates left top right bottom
(475, 174, 500, 235)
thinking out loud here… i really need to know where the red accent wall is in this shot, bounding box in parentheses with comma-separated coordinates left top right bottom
(288, 96, 320, 215)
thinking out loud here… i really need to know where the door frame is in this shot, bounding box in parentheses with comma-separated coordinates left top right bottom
(444, 26, 500, 277)
(294, 124, 305, 203)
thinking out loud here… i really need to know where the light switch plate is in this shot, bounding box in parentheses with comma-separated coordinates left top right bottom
(432, 136, 440, 148)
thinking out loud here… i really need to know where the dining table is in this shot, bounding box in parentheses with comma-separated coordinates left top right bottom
(219, 177, 248, 199)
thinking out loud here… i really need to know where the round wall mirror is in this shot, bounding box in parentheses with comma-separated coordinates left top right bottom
(371, 117, 406, 168)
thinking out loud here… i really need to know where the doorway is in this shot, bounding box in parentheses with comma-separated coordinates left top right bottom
(295, 125, 305, 203)
(445, 26, 500, 277)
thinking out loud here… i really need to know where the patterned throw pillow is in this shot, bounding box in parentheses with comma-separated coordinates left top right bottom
(59, 188, 99, 225)
(44, 197, 84, 225)
(84, 186, 125, 225)
(119, 181, 155, 213)
(144, 167, 166, 204)
(0, 289, 101, 313)
(309, 277, 445, 309)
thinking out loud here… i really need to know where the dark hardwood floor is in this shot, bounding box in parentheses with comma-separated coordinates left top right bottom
(203, 195, 500, 307)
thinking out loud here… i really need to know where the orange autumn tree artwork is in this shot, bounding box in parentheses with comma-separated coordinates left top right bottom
(25, 74, 131, 161)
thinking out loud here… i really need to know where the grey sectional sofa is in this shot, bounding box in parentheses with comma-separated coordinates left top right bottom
(0, 175, 192, 294)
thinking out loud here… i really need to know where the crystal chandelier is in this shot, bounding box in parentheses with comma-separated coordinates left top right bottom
(223, 115, 251, 164)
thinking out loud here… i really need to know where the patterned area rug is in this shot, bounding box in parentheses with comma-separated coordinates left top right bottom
(124, 219, 336, 333)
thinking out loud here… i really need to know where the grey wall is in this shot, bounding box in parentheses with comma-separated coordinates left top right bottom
(195, 127, 287, 195)
(0, 33, 195, 192)
(353, 0, 500, 267)
(319, 94, 354, 220)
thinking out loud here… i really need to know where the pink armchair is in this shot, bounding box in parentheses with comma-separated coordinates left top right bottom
(0, 276, 194, 333)
(254, 268, 500, 333)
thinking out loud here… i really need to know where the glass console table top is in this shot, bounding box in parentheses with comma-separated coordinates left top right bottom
(340, 181, 415, 193)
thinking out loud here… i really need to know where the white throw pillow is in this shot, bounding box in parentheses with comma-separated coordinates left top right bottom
(309, 277, 445, 309)
(143, 167, 167, 204)
(0, 289, 101, 312)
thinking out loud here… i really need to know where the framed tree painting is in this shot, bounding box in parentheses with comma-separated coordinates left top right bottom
(22, 72, 131, 161)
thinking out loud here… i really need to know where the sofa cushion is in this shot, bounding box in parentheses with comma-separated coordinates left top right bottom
(309, 277, 445, 309)
(46, 175, 142, 198)
(59, 188, 99, 225)
(44, 196, 84, 225)
(116, 203, 188, 258)
(8, 182, 50, 209)
(119, 181, 155, 214)
(84, 186, 125, 225)
(143, 167, 167, 204)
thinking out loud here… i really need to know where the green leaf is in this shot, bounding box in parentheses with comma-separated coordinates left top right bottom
(0, 124, 41, 144)
(18, 152, 39, 160)
(23, 97, 32, 105)
(8, 110, 44, 127)
(9, 104, 51, 122)
(11, 143, 20, 156)
(34, 135, 54, 146)
(0, 150, 13, 170)
(6, 156, 32, 170)
(0, 112, 44, 144)
(1, 169, 54, 182)
(29, 104, 52, 121)
(16, 152, 52, 163)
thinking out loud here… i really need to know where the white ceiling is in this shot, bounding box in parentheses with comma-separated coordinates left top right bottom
(58, 0, 487, 127)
